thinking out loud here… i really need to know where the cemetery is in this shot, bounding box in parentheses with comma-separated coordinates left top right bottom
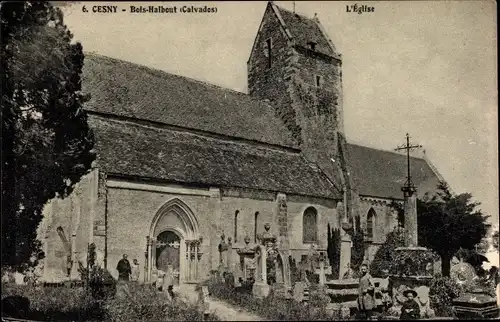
(197, 167, 500, 321)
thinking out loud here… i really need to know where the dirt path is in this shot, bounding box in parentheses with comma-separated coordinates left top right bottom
(177, 285, 264, 321)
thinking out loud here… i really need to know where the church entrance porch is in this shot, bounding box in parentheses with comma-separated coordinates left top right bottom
(144, 198, 203, 284)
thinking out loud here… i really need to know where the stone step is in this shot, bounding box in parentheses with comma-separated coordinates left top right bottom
(327, 300, 358, 309)
(326, 288, 358, 296)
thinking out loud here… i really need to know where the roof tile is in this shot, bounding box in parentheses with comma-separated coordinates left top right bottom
(82, 54, 297, 148)
(91, 116, 339, 199)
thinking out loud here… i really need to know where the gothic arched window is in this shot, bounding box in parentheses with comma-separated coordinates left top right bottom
(254, 212, 259, 243)
(303, 207, 318, 243)
(234, 210, 239, 243)
(367, 208, 376, 240)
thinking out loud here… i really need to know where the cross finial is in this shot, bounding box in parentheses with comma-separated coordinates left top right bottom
(293, 1, 296, 13)
(395, 133, 423, 193)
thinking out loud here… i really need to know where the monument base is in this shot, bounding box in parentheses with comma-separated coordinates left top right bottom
(453, 289, 498, 319)
(388, 247, 436, 319)
(252, 281, 270, 299)
(272, 282, 291, 299)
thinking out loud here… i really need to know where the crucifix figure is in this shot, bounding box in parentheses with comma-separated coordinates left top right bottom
(395, 133, 422, 247)
(395, 133, 422, 196)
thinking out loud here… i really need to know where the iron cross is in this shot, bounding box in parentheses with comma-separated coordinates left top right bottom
(395, 133, 422, 192)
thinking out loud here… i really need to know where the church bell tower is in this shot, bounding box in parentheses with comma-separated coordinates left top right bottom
(247, 1, 347, 190)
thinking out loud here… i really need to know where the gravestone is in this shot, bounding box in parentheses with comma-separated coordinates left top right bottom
(116, 280, 130, 299)
(198, 285, 211, 316)
(293, 281, 305, 302)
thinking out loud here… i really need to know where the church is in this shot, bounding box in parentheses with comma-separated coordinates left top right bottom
(38, 2, 443, 284)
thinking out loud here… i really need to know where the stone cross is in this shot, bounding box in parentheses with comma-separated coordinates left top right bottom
(395, 133, 422, 247)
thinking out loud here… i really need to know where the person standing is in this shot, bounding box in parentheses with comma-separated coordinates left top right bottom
(400, 289, 420, 320)
(357, 263, 375, 320)
(163, 265, 175, 291)
(116, 254, 132, 281)
(130, 258, 140, 283)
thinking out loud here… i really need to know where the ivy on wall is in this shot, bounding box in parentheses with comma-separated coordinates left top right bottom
(294, 81, 338, 120)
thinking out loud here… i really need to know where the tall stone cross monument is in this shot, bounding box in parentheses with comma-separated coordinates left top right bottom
(395, 133, 422, 247)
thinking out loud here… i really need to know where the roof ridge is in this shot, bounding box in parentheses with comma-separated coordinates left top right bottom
(347, 141, 426, 160)
(84, 52, 257, 98)
(92, 113, 301, 154)
(274, 3, 312, 21)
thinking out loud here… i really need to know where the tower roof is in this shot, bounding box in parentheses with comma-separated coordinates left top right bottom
(272, 3, 339, 58)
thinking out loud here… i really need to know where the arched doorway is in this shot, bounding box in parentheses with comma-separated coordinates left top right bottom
(156, 230, 181, 285)
(146, 198, 202, 284)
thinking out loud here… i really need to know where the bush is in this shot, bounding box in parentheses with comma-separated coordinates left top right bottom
(370, 230, 405, 277)
(89, 267, 117, 300)
(1, 283, 218, 321)
(105, 283, 216, 321)
(429, 276, 463, 317)
(351, 215, 365, 272)
(79, 243, 117, 300)
(1, 284, 105, 321)
(202, 277, 335, 321)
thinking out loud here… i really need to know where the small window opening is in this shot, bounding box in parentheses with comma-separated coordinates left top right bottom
(254, 212, 259, 243)
(315, 75, 323, 87)
(308, 41, 317, 51)
(234, 210, 239, 242)
(266, 38, 272, 68)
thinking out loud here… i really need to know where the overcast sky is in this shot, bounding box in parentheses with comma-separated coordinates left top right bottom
(61, 1, 498, 224)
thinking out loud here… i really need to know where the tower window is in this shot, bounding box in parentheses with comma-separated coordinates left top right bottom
(315, 75, 323, 88)
(308, 41, 317, 51)
(265, 38, 272, 68)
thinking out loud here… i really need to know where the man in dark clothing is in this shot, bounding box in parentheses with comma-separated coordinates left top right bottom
(400, 289, 420, 320)
(116, 254, 132, 281)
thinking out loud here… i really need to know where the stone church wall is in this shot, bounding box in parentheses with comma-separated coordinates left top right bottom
(219, 188, 339, 278)
(40, 176, 341, 284)
(248, 4, 301, 142)
(287, 195, 337, 253)
(357, 197, 399, 262)
(38, 170, 98, 282)
(104, 183, 215, 282)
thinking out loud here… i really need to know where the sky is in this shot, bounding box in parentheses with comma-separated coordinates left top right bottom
(60, 1, 498, 224)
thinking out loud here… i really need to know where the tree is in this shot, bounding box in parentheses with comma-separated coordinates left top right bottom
(351, 215, 365, 271)
(327, 223, 341, 278)
(1, 1, 95, 272)
(391, 182, 489, 277)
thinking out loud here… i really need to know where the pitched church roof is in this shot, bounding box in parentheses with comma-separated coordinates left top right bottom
(82, 54, 441, 201)
(91, 116, 339, 199)
(346, 144, 441, 199)
(82, 54, 297, 149)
